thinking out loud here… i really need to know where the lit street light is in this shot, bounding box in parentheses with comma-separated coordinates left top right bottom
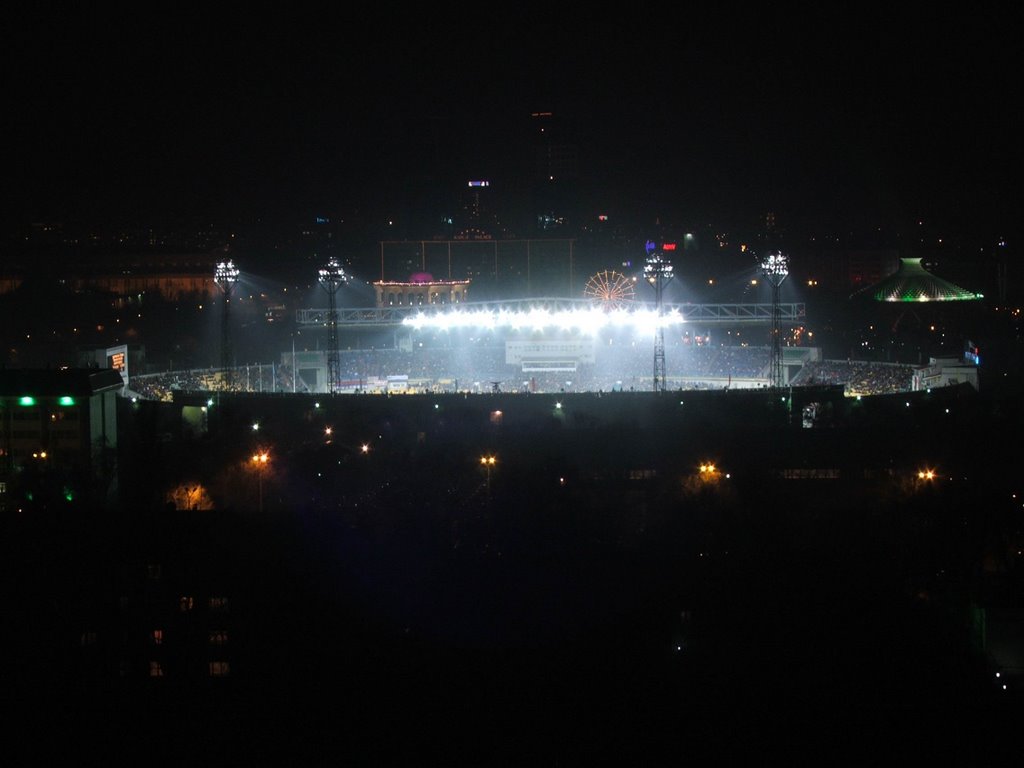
(252, 451, 269, 513)
(480, 455, 497, 495)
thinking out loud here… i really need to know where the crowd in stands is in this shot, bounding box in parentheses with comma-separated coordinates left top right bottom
(128, 346, 915, 400)
(789, 360, 914, 395)
(130, 365, 280, 402)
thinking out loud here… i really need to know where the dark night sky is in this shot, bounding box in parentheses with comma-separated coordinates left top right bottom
(3, 6, 1020, 239)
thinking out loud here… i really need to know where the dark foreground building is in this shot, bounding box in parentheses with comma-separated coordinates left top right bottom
(0, 367, 123, 513)
(4, 382, 1024, 764)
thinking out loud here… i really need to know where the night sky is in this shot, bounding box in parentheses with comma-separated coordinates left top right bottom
(4, 7, 1020, 240)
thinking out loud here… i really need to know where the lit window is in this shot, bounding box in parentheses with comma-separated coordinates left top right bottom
(208, 597, 229, 611)
(179, 596, 195, 612)
(209, 661, 230, 677)
(152, 629, 163, 645)
(149, 661, 164, 677)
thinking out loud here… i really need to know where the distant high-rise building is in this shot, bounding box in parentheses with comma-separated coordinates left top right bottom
(760, 211, 783, 248)
(529, 111, 580, 235)
(531, 112, 578, 183)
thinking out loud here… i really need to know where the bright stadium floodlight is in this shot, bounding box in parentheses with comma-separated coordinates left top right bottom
(644, 246, 675, 393)
(760, 251, 789, 279)
(213, 260, 240, 390)
(401, 305, 684, 334)
(643, 251, 674, 285)
(317, 256, 348, 288)
(318, 257, 350, 395)
(759, 250, 789, 389)
(214, 260, 240, 290)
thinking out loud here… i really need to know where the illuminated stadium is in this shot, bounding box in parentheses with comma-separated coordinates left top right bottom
(126, 250, 817, 400)
(121, 246, 986, 404)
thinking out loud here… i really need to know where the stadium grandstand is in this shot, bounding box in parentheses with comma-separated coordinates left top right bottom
(127, 341, 936, 401)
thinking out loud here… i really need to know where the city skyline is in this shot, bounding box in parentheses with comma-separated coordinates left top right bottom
(4, 8, 1019, 245)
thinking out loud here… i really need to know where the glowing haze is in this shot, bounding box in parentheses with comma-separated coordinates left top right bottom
(403, 306, 685, 337)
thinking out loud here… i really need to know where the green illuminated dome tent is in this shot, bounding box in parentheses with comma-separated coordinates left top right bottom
(858, 257, 983, 303)
(846, 257, 985, 365)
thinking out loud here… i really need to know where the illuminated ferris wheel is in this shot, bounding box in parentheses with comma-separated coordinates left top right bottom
(583, 270, 636, 309)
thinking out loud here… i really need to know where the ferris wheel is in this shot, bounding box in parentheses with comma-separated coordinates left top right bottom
(583, 270, 636, 309)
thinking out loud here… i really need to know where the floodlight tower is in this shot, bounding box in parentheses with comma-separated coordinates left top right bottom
(643, 241, 674, 393)
(213, 259, 240, 388)
(760, 250, 789, 388)
(318, 256, 349, 395)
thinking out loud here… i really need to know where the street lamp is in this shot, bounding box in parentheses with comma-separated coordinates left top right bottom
(480, 455, 497, 495)
(251, 451, 269, 513)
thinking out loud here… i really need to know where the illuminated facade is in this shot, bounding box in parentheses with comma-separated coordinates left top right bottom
(71, 273, 214, 301)
(373, 273, 470, 307)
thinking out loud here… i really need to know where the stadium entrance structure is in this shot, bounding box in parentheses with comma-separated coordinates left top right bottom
(373, 273, 471, 307)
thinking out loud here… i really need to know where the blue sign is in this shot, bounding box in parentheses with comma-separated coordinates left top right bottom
(645, 240, 656, 254)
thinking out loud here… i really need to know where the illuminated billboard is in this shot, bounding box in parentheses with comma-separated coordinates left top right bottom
(106, 344, 129, 390)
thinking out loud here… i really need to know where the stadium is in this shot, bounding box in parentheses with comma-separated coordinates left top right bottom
(121, 244, 986, 405)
